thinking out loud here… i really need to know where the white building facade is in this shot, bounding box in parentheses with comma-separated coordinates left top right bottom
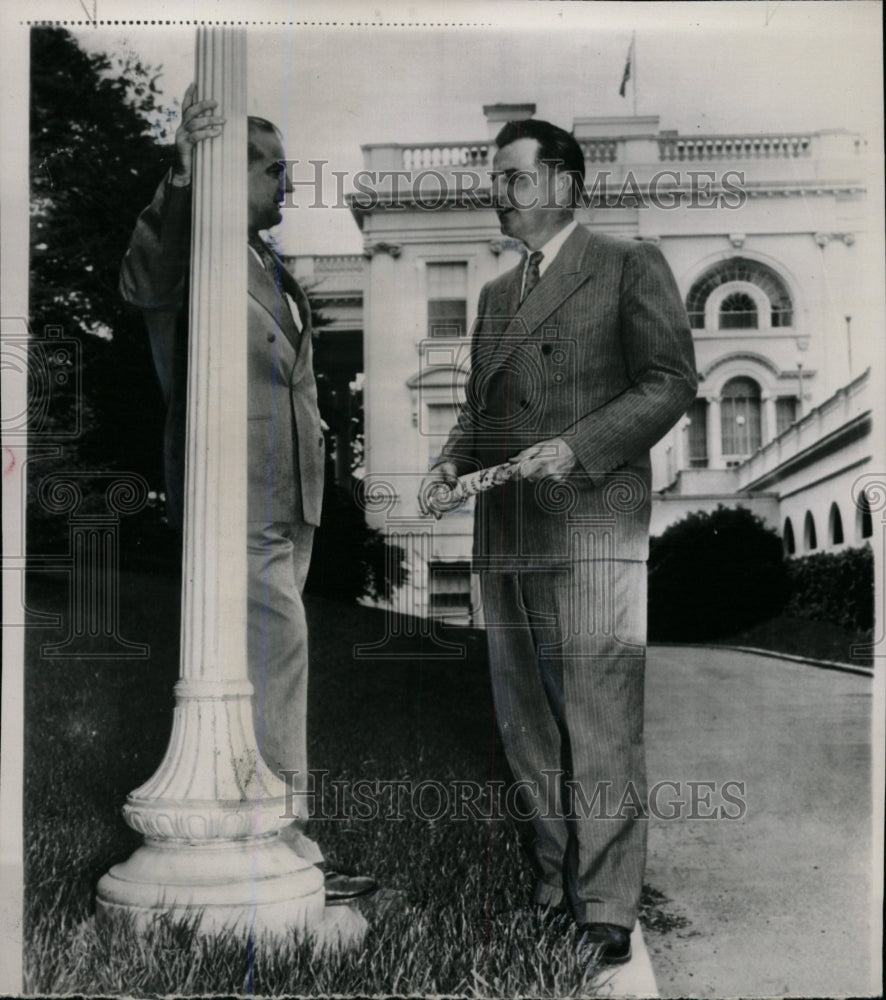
(293, 105, 876, 623)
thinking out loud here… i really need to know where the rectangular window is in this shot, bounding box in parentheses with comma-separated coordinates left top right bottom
(775, 396, 798, 435)
(428, 561, 473, 623)
(686, 398, 708, 468)
(427, 262, 468, 337)
(426, 403, 458, 468)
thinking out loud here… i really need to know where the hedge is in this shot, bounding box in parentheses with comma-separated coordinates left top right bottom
(783, 544, 874, 632)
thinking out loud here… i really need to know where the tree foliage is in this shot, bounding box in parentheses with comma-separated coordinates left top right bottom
(30, 27, 172, 339)
(784, 545, 874, 633)
(648, 505, 787, 641)
(29, 28, 174, 550)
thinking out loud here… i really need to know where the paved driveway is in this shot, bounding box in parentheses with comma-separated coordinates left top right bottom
(643, 646, 878, 998)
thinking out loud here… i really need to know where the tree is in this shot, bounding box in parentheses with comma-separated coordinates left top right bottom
(28, 29, 405, 601)
(648, 505, 787, 641)
(29, 28, 173, 550)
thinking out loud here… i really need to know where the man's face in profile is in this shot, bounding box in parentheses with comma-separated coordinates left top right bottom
(248, 128, 288, 233)
(490, 136, 559, 245)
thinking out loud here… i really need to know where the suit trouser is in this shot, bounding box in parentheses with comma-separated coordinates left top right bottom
(479, 559, 647, 929)
(247, 520, 323, 864)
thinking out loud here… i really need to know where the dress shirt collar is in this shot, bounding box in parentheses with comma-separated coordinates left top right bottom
(530, 219, 578, 278)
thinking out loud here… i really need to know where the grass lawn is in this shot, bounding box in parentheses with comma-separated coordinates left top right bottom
(713, 615, 874, 667)
(22, 568, 680, 996)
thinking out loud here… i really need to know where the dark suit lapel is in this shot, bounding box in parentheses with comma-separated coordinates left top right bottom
(487, 226, 598, 371)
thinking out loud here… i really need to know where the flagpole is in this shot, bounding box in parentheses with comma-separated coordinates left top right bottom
(632, 31, 637, 116)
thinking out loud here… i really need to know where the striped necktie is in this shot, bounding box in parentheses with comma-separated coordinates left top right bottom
(249, 238, 305, 339)
(522, 250, 544, 301)
(250, 237, 279, 277)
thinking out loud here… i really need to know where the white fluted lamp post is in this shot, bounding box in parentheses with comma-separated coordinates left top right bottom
(96, 27, 324, 936)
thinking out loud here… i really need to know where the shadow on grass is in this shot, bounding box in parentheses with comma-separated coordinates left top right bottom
(23, 568, 670, 995)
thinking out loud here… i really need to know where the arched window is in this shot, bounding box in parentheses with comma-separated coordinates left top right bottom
(721, 376, 762, 458)
(783, 517, 796, 556)
(686, 257, 793, 330)
(828, 503, 844, 545)
(858, 490, 873, 540)
(719, 292, 758, 329)
(804, 511, 818, 551)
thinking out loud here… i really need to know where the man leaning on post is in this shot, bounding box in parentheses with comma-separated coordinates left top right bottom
(120, 86, 376, 904)
(419, 118, 696, 965)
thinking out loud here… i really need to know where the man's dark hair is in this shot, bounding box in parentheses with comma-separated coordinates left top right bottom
(495, 118, 586, 207)
(248, 116, 282, 163)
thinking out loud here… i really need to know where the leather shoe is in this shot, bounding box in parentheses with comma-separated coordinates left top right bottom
(322, 868, 378, 905)
(575, 922, 632, 966)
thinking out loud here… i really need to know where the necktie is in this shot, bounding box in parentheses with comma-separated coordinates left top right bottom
(522, 250, 544, 302)
(250, 237, 279, 277)
(249, 238, 305, 338)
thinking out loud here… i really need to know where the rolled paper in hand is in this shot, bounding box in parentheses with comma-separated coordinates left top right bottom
(426, 462, 518, 514)
(456, 462, 519, 497)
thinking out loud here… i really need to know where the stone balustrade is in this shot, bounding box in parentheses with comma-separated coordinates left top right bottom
(361, 130, 844, 178)
(737, 368, 870, 490)
(657, 134, 812, 161)
(313, 253, 365, 274)
(402, 143, 490, 170)
(579, 138, 619, 163)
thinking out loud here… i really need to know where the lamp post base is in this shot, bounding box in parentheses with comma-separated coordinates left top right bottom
(96, 835, 325, 938)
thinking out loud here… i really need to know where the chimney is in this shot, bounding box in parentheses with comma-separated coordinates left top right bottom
(483, 102, 536, 140)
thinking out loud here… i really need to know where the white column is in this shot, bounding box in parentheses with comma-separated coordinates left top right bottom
(673, 416, 689, 474)
(763, 395, 777, 444)
(96, 28, 325, 937)
(707, 396, 722, 469)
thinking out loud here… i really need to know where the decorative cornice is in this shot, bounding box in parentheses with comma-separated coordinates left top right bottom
(815, 231, 857, 248)
(406, 363, 470, 389)
(363, 241, 402, 259)
(700, 351, 783, 380)
(349, 179, 866, 217)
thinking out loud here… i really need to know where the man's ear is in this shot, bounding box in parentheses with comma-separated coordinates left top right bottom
(554, 169, 572, 207)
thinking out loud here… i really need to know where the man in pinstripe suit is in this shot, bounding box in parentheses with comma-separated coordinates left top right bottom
(419, 119, 696, 964)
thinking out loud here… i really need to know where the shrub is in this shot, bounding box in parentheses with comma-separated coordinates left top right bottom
(784, 545, 874, 632)
(648, 505, 787, 641)
(306, 476, 407, 604)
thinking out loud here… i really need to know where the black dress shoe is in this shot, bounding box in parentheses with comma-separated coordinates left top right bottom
(322, 868, 378, 904)
(575, 922, 632, 966)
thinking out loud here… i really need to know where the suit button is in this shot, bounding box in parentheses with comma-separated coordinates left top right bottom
(553, 373, 564, 384)
(541, 344, 553, 355)
(267, 333, 276, 342)
(553, 350, 566, 363)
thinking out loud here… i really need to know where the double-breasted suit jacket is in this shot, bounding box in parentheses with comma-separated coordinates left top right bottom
(439, 225, 697, 568)
(119, 172, 325, 529)
(439, 222, 696, 928)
